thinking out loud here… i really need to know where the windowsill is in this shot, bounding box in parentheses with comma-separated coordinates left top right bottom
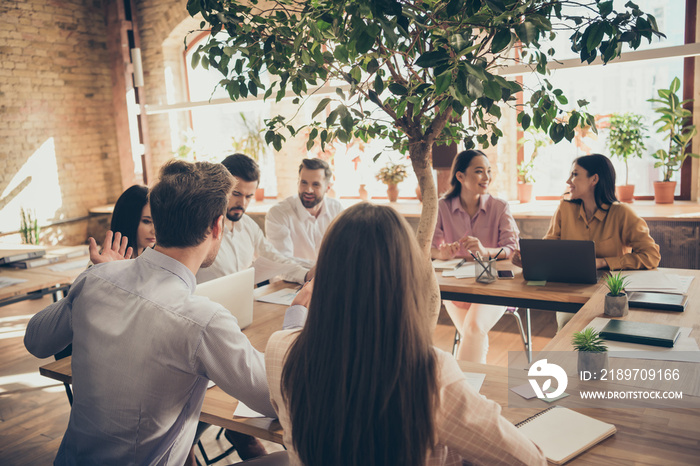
(246, 198, 700, 221)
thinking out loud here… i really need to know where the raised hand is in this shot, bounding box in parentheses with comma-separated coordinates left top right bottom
(89, 230, 133, 265)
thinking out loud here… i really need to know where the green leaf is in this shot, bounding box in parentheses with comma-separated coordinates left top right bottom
(598, 0, 613, 17)
(586, 23, 605, 51)
(549, 123, 565, 143)
(312, 97, 331, 119)
(491, 29, 512, 54)
(521, 114, 531, 130)
(333, 45, 349, 62)
(374, 75, 384, 94)
(514, 22, 537, 45)
(434, 71, 452, 95)
(415, 49, 450, 68)
(367, 58, 379, 74)
(389, 83, 407, 95)
(483, 80, 502, 101)
(356, 30, 375, 54)
(396, 99, 407, 118)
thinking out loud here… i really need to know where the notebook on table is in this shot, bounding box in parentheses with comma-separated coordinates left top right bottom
(628, 291, 687, 312)
(516, 406, 616, 465)
(600, 319, 681, 348)
(0, 245, 46, 265)
(519, 239, 599, 284)
(194, 268, 255, 329)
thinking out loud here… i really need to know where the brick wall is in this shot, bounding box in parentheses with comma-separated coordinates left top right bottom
(0, 0, 121, 245)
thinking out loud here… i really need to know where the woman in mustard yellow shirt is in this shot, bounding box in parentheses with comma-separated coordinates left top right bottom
(513, 154, 660, 328)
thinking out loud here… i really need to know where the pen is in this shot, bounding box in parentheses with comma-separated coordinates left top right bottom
(493, 248, 504, 261)
(456, 258, 466, 269)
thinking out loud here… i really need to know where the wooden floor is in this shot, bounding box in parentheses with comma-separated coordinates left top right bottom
(0, 296, 557, 464)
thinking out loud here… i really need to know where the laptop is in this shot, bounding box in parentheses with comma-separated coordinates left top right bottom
(194, 268, 255, 329)
(519, 239, 599, 284)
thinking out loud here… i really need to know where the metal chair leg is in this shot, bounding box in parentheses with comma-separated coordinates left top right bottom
(505, 307, 532, 363)
(452, 328, 461, 356)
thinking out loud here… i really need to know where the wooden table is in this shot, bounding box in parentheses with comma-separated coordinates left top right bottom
(39, 274, 700, 463)
(437, 262, 600, 312)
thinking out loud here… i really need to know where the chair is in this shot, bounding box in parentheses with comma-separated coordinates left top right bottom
(54, 344, 73, 405)
(452, 307, 532, 363)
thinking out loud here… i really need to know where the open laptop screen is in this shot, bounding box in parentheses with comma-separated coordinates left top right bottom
(194, 267, 255, 329)
(519, 239, 598, 284)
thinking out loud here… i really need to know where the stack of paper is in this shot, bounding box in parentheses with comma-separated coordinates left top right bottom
(442, 263, 476, 279)
(622, 270, 693, 295)
(432, 258, 464, 270)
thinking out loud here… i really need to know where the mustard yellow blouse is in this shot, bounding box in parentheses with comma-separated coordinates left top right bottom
(544, 201, 660, 270)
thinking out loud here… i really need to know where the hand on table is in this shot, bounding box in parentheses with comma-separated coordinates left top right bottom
(292, 279, 313, 308)
(436, 242, 461, 260)
(304, 265, 316, 283)
(511, 250, 522, 268)
(460, 235, 487, 259)
(88, 230, 133, 265)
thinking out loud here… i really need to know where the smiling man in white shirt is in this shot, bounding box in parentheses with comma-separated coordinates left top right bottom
(195, 153, 312, 285)
(265, 158, 343, 266)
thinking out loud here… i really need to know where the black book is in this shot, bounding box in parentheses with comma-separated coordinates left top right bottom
(628, 291, 688, 312)
(600, 320, 682, 348)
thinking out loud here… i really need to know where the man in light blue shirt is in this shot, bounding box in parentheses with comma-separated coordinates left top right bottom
(24, 160, 304, 465)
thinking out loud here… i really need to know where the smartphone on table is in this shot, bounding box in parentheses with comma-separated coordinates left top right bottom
(497, 270, 515, 279)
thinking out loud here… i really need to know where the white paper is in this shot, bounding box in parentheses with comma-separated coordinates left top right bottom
(664, 275, 694, 295)
(234, 401, 266, 418)
(256, 288, 299, 306)
(442, 263, 477, 278)
(432, 258, 464, 270)
(0, 276, 27, 288)
(48, 258, 89, 272)
(622, 270, 684, 293)
(462, 371, 486, 392)
(585, 317, 700, 363)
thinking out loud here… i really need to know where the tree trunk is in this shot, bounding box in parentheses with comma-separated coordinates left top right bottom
(409, 141, 440, 329)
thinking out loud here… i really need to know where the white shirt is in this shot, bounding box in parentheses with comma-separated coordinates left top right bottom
(196, 214, 308, 284)
(24, 248, 282, 466)
(265, 196, 343, 264)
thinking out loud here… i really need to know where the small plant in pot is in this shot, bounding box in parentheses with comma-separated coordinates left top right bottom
(603, 271, 630, 317)
(376, 162, 408, 202)
(647, 77, 699, 204)
(572, 327, 608, 376)
(606, 113, 647, 203)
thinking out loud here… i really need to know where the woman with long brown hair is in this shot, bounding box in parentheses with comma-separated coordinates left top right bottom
(265, 203, 545, 466)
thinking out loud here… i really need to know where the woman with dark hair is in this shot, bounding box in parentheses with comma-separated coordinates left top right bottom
(513, 153, 660, 329)
(265, 203, 545, 466)
(431, 150, 519, 363)
(536, 154, 659, 270)
(110, 185, 156, 257)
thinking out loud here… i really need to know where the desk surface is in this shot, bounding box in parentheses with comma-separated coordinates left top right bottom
(437, 262, 600, 312)
(39, 274, 700, 463)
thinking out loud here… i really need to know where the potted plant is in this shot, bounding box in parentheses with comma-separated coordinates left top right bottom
(603, 271, 630, 317)
(20, 207, 40, 245)
(376, 162, 408, 202)
(516, 127, 550, 203)
(231, 113, 270, 201)
(606, 113, 647, 203)
(647, 77, 699, 204)
(572, 327, 608, 375)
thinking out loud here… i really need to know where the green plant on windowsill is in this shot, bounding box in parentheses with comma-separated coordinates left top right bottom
(516, 159, 535, 184)
(607, 112, 647, 186)
(572, 327, 608, 352)
(20, 207, 40, 245)
(647, 77, 699, 182)
(604, 271, 630, 297)
(376, 162, 408, 186)
(230, 113, 269, 163)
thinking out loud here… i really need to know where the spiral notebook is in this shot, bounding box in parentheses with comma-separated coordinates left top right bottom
(516, 406, 616, 464)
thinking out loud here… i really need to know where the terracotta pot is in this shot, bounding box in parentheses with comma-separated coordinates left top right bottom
(254, 187, 265, 202)
(615, 185, 635, 203)
(358, 184, 368, 201)
(653, 181, 676, 204)
(577, 351, 608, 376)
(604, 293, 629, 317)
(415, 185, 422, 202)
(387, 184, 399, 202)
(517, 182, 533, 203)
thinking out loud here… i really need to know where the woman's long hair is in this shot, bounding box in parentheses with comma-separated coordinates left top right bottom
(443, 149, 486, 199)
(568, 154, 618, 210)
(110, 185, 148, 254)
(282, 203, 439, 466)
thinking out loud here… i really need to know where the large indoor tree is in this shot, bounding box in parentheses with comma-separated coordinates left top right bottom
(187, 0, 661, 323)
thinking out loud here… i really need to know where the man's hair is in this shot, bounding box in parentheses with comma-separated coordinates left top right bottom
(149, 160, 233, 248)
(221, 153, 260, 183)
(299, 158, 332, 182)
